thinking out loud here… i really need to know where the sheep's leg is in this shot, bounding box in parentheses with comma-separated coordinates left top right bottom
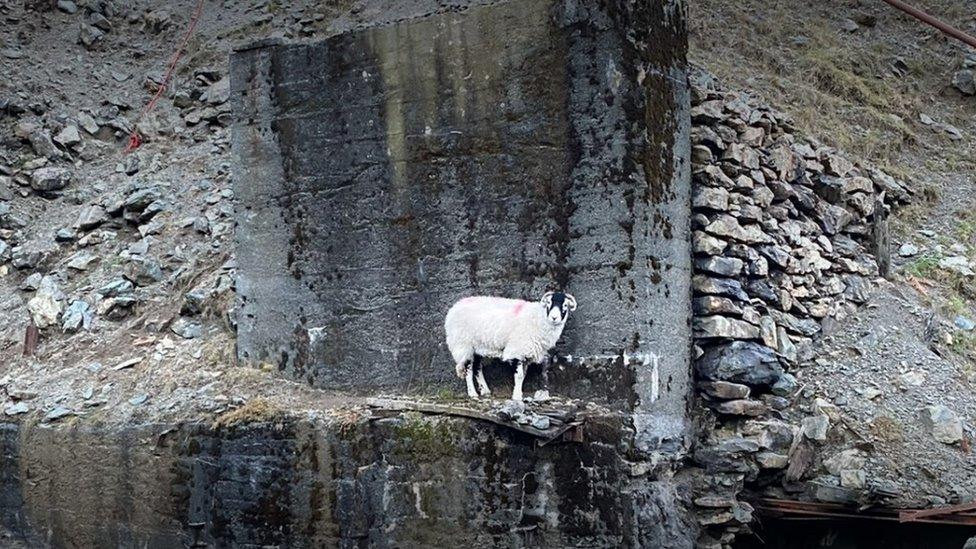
(542, 353, 552, 389)
(476, 370, 491, 397)
(474, 355, 491, 397)
(511, 359, 526, 401)
(464, 362, 479, 399)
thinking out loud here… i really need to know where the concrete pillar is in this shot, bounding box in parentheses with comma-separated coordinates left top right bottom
(232, 0, 690, 452)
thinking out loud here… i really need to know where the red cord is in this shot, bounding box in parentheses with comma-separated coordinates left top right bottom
(124, 0, 205, 153)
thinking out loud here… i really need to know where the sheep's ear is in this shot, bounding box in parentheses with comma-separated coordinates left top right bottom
(565, 293, 577, 311)
(541, 291, 554, 307)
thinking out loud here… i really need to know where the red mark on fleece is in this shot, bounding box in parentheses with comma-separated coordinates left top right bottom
(513, 302, 525, 316)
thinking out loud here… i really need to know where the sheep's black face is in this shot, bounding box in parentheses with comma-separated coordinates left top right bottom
(541, 291, 577, 325)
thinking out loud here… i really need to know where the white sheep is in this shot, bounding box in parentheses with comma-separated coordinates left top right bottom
(444, 291, 577, 401)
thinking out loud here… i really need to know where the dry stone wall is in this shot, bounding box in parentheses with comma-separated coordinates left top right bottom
(685, 68, 913, 548)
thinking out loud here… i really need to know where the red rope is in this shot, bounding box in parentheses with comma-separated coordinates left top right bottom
(124, 0, 206, 153)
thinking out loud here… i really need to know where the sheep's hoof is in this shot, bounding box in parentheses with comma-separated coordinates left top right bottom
(467, 392, 480, 399)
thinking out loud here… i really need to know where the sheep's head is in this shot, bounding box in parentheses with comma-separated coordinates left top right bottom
(541, 291, 577, 325)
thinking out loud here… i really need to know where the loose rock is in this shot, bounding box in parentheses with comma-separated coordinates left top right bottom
(27, 276, 65, 328)
(30, 167, 72, 192)
(919, 405, 963, 444)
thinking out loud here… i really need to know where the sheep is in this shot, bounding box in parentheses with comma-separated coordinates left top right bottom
(444, 291, 577, 401)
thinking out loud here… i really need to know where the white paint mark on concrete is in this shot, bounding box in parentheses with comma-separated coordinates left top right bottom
(412, 483, 428, 519)
(647, 353, 660, 403)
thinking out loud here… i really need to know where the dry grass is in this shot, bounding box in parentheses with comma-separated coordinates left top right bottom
(199, 331, 236, 367)
(870, 415, 905, 443)
(689, 0, 972, 177)
(211, 398, 282, 429)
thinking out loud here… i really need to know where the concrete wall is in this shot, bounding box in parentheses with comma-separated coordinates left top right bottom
(233, 0, 691, 451)
(0, 417, 697, 548)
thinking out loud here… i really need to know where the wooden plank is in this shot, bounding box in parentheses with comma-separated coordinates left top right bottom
(365, 398, 578, 441)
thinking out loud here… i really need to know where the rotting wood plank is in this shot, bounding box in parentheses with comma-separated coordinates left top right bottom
(365, 397, 584, 444)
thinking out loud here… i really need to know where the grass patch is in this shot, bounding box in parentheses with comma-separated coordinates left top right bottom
(212, 398, 282, 430)
(903, 254, 940, 278)
(434, 387, 459, 400)
(944, 295, 968, 317)
(941, 271, 976, 301)
(949, 331, 976, 371)
(800, 45, 898, 111)
(958, 219, 976, 243)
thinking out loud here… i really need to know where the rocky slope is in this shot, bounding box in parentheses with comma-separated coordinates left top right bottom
(685, 65, 976, 547)
(0, 0, 380, 425)
(689, 1, 976, 547)
(0, 1, 975, 548)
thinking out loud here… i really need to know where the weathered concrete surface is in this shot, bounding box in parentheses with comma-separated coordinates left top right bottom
(0, 415, 697, 548)
(233, 0, 691, 451)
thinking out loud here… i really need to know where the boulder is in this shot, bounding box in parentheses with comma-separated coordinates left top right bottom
(694, 256, 743, 277)
(693, 275, 750, 302)
(54, 125, 82, 148)
(693, 186, 730, 210)
(27, 276, 65, 329)
(171, 317, 203, 339)
(815, 202, 853, 235)
(756, 452, 789, 469)
(823, 154, 854, 177)
(757, 245, 791, 269)
(712, 399, 767, 417)
(771, 309, 821, 337)
(693, 296, 742, 316)
(123, 258, 164, 286)
(97, 278, 134, 297)
(840, 469, 866, 489)
(700, 380, 751, 399)
(823, 449, 865, 475)
(802, 414, 830, 441)
(693, 232, 727, 255)
(75, 205, 107, 230)
(694, 315, 760, 340)
(766, 145, 800, 181)
(952, 70, 976, 96)
(696, 340, 784, 387)
(723, 143, 760, 170)
(62, 300, 93, 333)
(771, 373, 797, 396)
(705, 214, 773, 244)
(30, 167, 72, 192)
(919, 405, 963, 444)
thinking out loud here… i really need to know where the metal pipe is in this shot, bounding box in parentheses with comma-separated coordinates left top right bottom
(880, 0, 976, 49)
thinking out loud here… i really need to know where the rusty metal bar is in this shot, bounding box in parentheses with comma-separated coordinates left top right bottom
(880, 0, 976, 49)
(757, 498, 976, 526)
(899, 501, 976, 522)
